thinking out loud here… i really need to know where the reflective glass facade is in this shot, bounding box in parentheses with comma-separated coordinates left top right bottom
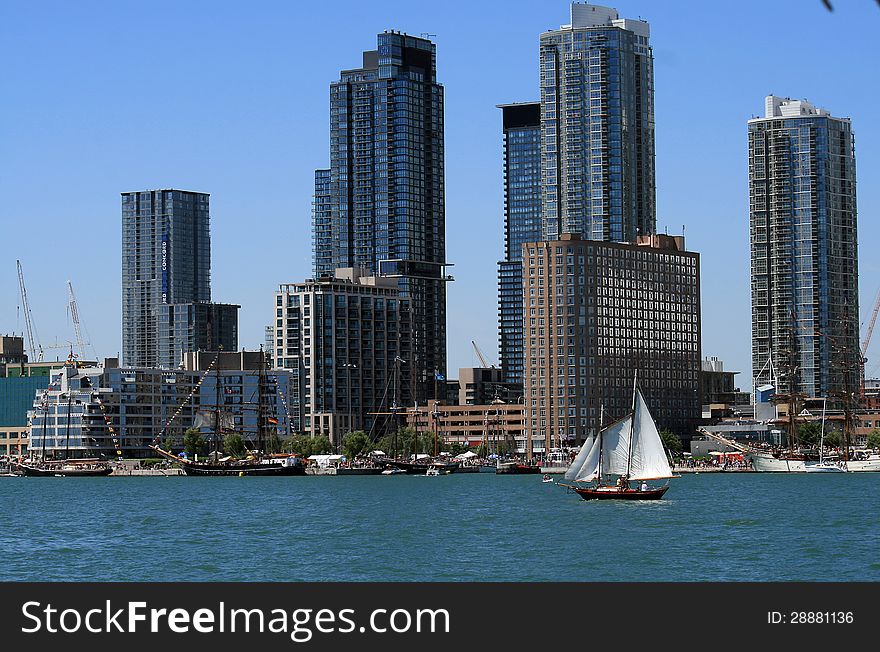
(749, 98, 859, 398)
(539, 7, 655, 242)
(122, 189, 211, 368)
(312, 32, 446, 401)
(157, 302, 240, 369)
(498, 103, 542, 385)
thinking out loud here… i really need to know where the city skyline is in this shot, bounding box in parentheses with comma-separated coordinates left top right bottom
(2, 1, 880, 391)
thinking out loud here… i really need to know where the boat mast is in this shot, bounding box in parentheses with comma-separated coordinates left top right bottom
(65, 388, 72, 461)
(257, 345, 266, 455)
(40, 391, 48, 462)
(597, 403, 604, 485)
(625, 369, 638, 480)
(819, 397, 827, 464)
(214, 360, 221, 458)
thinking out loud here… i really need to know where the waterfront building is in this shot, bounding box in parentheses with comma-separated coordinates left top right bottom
(0, 374, 48, 457)
(312, 32, 448, 402)
(122, 189, 211, 368)
(0, 335, 27, 377)
(539, 3, 655, 242)
(27, 354, 293, 459)
(497, 103, 543, 386)
(405, 400, 525, 451)
(522, 233, 701, 454)
(458, 366, 522, 406)
(700, 357, 749, 407)
(273, 268, 412, 448)
(157, 302, 240, 369)
(749, 96, 860, 399)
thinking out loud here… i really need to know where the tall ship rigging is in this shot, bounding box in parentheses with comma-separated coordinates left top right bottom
(151, 348, 305, 476)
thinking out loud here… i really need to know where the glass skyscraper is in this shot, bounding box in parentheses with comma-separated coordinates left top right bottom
(312, 32, 447, 401)
(497, 103, 542, 385)
(122, 189, 211, 368)
(749, 96, 859, 399)
(539, 3, 655, 242)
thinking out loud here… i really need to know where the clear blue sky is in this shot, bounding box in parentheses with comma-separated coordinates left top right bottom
(2, 1, 879, 390)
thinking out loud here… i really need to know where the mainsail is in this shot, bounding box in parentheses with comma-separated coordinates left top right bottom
(627, 389, 674, 480)
(574, 415, 632, 482)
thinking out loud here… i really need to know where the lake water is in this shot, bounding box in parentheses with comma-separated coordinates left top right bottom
(2, 472, 879, 581)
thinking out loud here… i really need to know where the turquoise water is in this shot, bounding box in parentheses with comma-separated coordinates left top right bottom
(2, 473, 879, 581)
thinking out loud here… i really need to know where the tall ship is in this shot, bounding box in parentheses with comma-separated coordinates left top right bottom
(561, 375, 675, 500)
(151, 349, 305, 476)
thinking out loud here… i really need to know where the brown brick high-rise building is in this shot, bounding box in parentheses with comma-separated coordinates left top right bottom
(522, 233, 701, 457)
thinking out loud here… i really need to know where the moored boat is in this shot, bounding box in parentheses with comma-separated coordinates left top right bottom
(14, 459, 113, 477)
(496, 460, 542, 474)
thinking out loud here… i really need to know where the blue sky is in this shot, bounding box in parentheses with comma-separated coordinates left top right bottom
(2, 1, 878, 389)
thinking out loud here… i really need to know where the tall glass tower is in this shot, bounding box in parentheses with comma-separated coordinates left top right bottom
(122, 189, 211, 368)
(539, 3, 655, 242)
(312, 32, 447, 401)
(749, 96, 859, 400)
(497, 103, 542, 385)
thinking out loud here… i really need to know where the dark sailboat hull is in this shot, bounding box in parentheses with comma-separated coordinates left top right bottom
(496, 462, 542, 474)
(180, 462, 306, 476)
(14, 463, 113, 477)
(574, 485, 669, 501)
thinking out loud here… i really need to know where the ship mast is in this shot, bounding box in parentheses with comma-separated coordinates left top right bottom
(597, 403, 605, 486)
(625, 369, 638, 480)
(213, 360, 221, 459)
(40, 391, 48, 462)
(65, 388, 72, 461)
(257, 345, 267, 456)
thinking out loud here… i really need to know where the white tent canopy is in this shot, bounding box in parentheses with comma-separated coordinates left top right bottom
(455, 451, 477, 459)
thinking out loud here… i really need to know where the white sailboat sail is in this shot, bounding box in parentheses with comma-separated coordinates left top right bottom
(627, 389, 674, 480)
(574, 415, 632, 482)
(564, 433, 594, 480)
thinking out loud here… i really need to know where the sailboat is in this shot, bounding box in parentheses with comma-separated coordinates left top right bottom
(150, 348, 306, 476)
(562, 374, 674, 500)
(804, 398, 846, 473)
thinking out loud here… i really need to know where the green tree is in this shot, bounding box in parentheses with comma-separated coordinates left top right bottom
(282, 435, 311, 456)
(866, 429, 880, 450)
(183, 428, 206, 457)
(474, 443, 488, 458)
(448, 442, 467, 456)
(659, 429, 683, 455)
(223, 432, 246, 457)
(797, 422, 822, 447)
(162, 435, 175, 453)
(342, 431, 371, 460)
(822, 428, 842, 449)
(310, 435, 333, 455)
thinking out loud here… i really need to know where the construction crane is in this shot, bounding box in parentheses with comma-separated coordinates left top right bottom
(861, 287, 880, 359)
(858, 287, 880, 397)
(471, 340, 494, 368)
(16, 260, 43, 362)
(67, 280, 90, 361)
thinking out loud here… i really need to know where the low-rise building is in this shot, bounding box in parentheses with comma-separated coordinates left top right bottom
(27, 354, 294, 459)
(405, 400, 525, 451)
